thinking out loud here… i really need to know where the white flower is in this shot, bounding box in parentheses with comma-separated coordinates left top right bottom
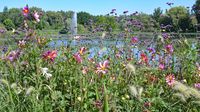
(101, 32, 106, 39)
(40, 67, 52, 79)
(45, 73, 52, 79)
(40, 67, 48, 75)
(126, 63, 136, 74)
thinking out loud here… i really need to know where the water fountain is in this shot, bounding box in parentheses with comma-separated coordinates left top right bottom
(71, 11, 77, 35)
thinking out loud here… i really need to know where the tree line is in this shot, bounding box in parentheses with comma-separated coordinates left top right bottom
(0, 0, 200, 33)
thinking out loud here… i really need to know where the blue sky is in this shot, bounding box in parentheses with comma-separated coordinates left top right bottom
(0, 0, 196, 15)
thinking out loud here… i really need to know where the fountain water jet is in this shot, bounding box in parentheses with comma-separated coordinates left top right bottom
(71, 11, 77, 35)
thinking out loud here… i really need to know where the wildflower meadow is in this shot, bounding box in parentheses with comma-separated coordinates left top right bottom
(0, 1, 200, 112)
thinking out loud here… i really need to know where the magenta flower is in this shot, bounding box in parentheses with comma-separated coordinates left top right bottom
(131, 36, 138, 44)
(42, 50, 57, 62)
(23, 5, 29, 17)
(33, 11, 40, 22)
(96, 60, 109, 74)
(165, 44, 173, 54)
(166, 74, 175, 86)
(159, 63, 165, 70)
(79, 47, 86, 55)
(194, 83, 200, 89)
(6, 50, 21, 62)
(73, 53, 82, 63)
(147, 47, 155, 53)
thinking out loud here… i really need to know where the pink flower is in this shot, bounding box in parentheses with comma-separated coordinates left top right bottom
(131, 36, 138, 44)
(194, 83, 200, 89)
(23, 5, 29, 17)
(115, 53, 121, 58)
(147, 47, 155, 53)
(96, 60, 109, 74)
(82, 66, 88, 74)
(33, 11, 40, 22)
(6, 50, 21, 62)
(165, 44, 173, 54)
(42, 50, 57, 62)
(159, 63, 165, 70)
(18, 40, 26, 48)
(166, 74, 175, 86)
(79, 47, 86, 55)
(73, 53, 82, 63)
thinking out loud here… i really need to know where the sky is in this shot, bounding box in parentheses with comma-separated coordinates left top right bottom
(0, 0, 196, 15)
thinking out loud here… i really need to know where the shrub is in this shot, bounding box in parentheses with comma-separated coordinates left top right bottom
(3, 19, 15, 30)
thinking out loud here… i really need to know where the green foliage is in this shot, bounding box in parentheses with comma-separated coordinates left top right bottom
(167, 6, 192, 32)
(36, 20, 50, 30)
(159, 15, 173, 31)
(95, 16, 117, 32)
(46, 11, 64, 29)
(0, 23, 5, 29)
(77, 12, 93, 25)
(0, 5, 198, 33)
(135, 13, 157, 32)
(193, 0, 200, 24)
(29, 7, 43, 12)
(152, 7, 163, 22)
(178, 15, 192, 32)
(3, 19, 15, 30)
(78, 24, 87, 34)
(8, 8, 23, 27)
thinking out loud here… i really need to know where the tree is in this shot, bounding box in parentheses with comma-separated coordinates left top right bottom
(94, 15, 117, 32)
(178, 16, 192, 32)
(193, 0, 200, 30)
(1, 6, 9, 23)
(152, 7, 163, 22)
(193, 0, 200, 23)
(159, 15, 173, 32)
(77, 12, 93, 25)
(3, 6, 8, 13)
(0, 12, 3, 23)
(134, 13, 157, 32)
(78, 24, 87, 34)
(8, 8, 23, 27)
(167, 6, 192, 32)
(46, 11, 64, 29)
(29, 7, 43, 12)
(3, 19, 15, 30)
